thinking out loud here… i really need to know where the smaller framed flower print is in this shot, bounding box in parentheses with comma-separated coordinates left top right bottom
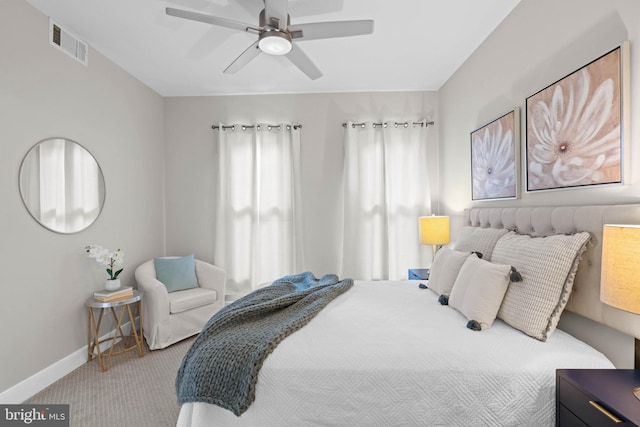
(470, 108, 520, 201)
(525, 41, 630, 192)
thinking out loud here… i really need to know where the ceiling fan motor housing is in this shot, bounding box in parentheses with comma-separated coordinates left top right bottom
(259, 8, 290, 29)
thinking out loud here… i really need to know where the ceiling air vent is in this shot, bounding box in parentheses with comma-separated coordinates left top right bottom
(49, 18, 88, 66)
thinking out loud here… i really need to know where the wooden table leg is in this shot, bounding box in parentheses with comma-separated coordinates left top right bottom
(102, 305, 127, 371)
(138, 299, 144, 356)
(126, 300, 144, 357)
(87, 307, 92, 361)
(86, 291, 144, 371)
(88, 307, 106, 369)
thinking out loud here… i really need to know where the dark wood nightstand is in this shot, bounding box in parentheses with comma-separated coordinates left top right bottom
(556, 369, 640, 426)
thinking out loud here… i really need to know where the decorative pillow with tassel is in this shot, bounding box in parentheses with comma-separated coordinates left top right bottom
(492, 232, 591, 341)
(448, 253, 512, 330)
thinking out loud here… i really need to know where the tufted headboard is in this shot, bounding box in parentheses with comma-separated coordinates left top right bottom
(464, 205, 640, 340)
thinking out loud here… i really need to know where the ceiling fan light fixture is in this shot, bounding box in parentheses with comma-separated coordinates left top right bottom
(258, 30, 292, 55)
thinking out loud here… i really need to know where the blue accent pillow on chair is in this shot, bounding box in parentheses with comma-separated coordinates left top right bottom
(154, 254, 198, 292)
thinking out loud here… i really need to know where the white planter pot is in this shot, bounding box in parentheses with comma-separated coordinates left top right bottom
(105, 278, 121, 291)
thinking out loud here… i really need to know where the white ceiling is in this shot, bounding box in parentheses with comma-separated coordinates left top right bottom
(25, 0, 521, 97)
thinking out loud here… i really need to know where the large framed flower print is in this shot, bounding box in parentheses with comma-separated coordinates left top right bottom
(470, 108, 520, 201)
(526, 41, 630, 192)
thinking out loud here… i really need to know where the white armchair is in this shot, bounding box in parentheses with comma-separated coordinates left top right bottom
(135, 258, 226, 350)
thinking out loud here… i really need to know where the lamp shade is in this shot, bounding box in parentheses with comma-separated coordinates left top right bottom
(600, 224, 640, 314)
(419, 216, 450, 245)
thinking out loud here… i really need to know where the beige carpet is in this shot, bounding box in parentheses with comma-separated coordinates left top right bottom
(25, 337, 195, 427)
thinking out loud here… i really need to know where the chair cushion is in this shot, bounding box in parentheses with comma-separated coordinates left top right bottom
(168, 287, 218, 314)
(154, 254, 198, 292)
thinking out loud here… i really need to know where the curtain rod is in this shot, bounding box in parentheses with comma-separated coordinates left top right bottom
(211, 123, 302, 130)
(342, 120, 435, 129)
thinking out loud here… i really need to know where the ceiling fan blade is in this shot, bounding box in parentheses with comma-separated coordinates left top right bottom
(289, 20, 374, 41)
(264, 0, 289, 29)
(166, 7, 256, 33)
(286, 44, 322, 80)
(224, 41, 262, 74)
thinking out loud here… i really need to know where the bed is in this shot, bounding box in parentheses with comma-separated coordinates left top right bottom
(176, 204, 640, 427)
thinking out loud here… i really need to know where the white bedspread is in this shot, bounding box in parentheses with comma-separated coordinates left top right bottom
(177, 280, 614, 427)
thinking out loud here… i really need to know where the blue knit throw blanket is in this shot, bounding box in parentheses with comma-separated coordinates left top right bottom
(175, 272, 354, 416)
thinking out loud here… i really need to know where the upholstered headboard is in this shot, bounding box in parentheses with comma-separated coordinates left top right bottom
(463, 205, 640, 339)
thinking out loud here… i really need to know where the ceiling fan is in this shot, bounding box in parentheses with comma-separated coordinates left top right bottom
(166, 0, 374, 80)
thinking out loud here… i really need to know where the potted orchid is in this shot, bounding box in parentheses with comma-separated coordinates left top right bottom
(85, 244, 125, 291)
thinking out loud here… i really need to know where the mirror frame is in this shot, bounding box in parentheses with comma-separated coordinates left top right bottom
(18, 137, 106, 234)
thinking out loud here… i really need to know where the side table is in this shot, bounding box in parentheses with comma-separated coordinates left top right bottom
(87, 290, 144, 371)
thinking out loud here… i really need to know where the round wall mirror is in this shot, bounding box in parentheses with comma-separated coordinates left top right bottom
(19, 137, 106, 234)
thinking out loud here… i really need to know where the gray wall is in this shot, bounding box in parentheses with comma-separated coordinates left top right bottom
(438, 0, 640, 367)
(0, 0, 165, 394)
(163, 92, 439, 277)
(439, 0, 640, 232)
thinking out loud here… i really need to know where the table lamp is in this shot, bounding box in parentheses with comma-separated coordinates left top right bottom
(419, 215, 450, 258)
(600, 224, 640, 399)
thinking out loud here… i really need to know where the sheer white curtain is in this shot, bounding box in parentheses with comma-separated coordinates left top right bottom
(214, 124, 304, 299)
(340, 121, 432, 280)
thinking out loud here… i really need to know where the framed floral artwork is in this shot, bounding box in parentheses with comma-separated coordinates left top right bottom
(525, 41, 630, 192)
(470, 108, 520, 201)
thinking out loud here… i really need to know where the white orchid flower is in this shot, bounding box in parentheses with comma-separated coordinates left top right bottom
(85, 244, 125, 280)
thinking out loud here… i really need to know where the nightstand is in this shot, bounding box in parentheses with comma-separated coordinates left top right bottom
(556, 369, 640, 426)
(408, 268, 429, 280)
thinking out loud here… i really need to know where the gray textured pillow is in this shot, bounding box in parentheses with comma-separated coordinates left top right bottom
(454, 227, 511, 261)
(493, 232, 591, 341)
(428, 247, 472, 296)
(449, 255, 511, 330)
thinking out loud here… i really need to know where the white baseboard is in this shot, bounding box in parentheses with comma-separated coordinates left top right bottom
(0, 322, 134, 404)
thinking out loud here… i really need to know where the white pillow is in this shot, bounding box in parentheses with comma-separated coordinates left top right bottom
(428, 248, 472, 296)
(454, 227, 511, 261)
(449, 255, 511, 330)
(493, 232, 591, 341)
